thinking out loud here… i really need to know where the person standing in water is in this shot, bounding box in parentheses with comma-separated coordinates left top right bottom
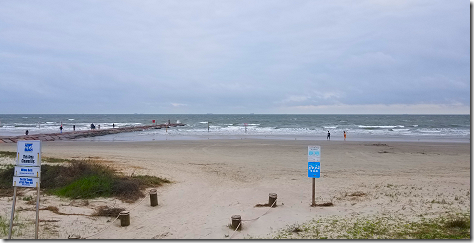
(344, 131, 346, 141)
(327, 131, 330, 140)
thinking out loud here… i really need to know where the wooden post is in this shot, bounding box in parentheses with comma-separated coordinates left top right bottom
(268, 193, 277, 207)
(8, 186, 17, 239)
(311, 178, 316, 206)
(149, 189, 158, 207)
(231, 215, 241, 230)
(119, 211, 130, 226)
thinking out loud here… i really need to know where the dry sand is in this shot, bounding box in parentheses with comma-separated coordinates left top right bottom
(0, 139, 470, 239)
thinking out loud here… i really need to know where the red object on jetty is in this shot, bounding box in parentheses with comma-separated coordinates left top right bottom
(152, 120, 155, 123)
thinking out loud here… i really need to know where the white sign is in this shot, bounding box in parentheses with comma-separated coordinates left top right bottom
(12, 176, 40, 188)
(308, 146, 320, 162)
(14, 166, 40, 178)
(16, 140, 41, 166)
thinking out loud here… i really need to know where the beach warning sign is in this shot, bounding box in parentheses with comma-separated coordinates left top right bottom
(308, 146, 320, 162)
(16, 141, 41, 167)
(308, 145, 321, 206)
(308, 162, 320, 178)
(9, 140, 42, 239)
(308, 146, 321, 178)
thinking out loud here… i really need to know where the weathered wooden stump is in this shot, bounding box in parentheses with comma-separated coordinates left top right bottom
(150, 189, 158, 206)
(231, 215, 241, 230)
(269, 193, 277, 207)
(119, 211, 130, 226)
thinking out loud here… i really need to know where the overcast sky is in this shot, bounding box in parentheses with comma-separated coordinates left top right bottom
(0, 1, 470, 114)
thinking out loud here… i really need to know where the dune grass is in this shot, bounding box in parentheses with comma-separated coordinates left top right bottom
(269, 212, 470, 239)
(0, 157, 170, 202)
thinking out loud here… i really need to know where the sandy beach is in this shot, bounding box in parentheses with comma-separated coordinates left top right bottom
(0, 139, 469, 239)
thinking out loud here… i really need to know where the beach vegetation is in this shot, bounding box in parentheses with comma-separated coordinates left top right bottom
(0, 159, 171, 202)
(42, 157, 71, 163)
(0, 214, 10, 237)
(0, 213, 25, 238)
(268, 212, 470, 239)
(0, 151, 16, 159)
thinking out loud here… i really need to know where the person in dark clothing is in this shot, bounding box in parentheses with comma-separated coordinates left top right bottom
(25, 130, 29, 136)
(327, 131, 330, 140)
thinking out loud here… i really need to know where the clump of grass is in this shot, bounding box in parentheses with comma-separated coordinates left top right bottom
(0, 165, 15, 197)
(42, 157, 71, 163)
(446, 218, 470, 229)
(131, 175, 171, 187)
(0, 158, 171, 202)
(269, 212, 470, 239)
(0, 151, 16, 159)
(53, 174, 114, 199)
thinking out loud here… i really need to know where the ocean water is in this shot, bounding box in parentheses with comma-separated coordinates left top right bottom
(0, 114, 470, 142)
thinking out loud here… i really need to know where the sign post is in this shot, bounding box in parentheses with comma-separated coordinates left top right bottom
(9, 140, 41, 239)
(308, 146, 321, 206)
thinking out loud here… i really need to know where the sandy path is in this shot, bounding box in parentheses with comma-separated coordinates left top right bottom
(0, 139, 469, 239)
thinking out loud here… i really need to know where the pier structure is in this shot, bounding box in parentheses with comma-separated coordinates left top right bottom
(0, 123, 184, 143)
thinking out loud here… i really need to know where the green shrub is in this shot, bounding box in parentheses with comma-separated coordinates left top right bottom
(0, 158, 171, 202)
(0, 151, 16, 159)
(53, 175, 113, 199)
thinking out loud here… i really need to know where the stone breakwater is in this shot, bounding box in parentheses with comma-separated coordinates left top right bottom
(0, 123, 185, 143)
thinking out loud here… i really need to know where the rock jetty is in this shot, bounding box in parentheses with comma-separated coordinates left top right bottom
(0, 123, 185, 143)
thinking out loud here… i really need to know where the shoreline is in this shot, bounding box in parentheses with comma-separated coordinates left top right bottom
(0, 139, 469, 239)
(76, 132, 471, 144)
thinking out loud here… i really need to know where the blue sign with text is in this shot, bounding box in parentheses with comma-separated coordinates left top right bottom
(308, 162, 320, 178)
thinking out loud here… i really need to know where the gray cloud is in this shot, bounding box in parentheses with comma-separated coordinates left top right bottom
(0, 0, 469, 114)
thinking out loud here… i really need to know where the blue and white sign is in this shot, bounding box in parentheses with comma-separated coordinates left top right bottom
(308, 162, 320, 178)
(308, 146, 320, 162)
(12, 176, 40, 188)
(14, 166, 40, 178)
(16, 140, 41, 166)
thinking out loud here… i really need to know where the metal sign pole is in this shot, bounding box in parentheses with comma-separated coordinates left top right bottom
(312, 178, 316, 206)
(8, 186, 17, 239)
(35, 182, 40, 239)
(35, 151, 40, 239)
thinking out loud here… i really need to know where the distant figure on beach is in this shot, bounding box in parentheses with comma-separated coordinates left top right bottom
(113, 123, 115, 128)
(327, 131, 330, 140)
(98, 124, 100, 129)
(73, 125, 75, 131)
(60, 125, 63, 133)
(344, 131, 346, 141)
(25, 130, 28, 136)
(91, 123, 95, 130)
